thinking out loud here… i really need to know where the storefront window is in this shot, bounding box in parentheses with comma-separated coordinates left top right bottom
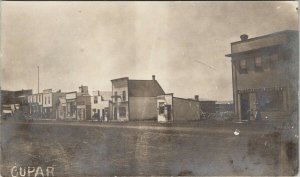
(119, 107, 126, 117)
(256, 91, 283, 111)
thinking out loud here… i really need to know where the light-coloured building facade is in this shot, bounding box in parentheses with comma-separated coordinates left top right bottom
(42, 89, 65, 119)
(111, 75, 165, 121)
(91, 91, 112, 121)
(28, 93, 43, 118)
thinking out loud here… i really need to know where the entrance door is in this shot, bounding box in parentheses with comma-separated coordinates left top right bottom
(166, 105, 172, 121)
(240, 93, 250, 121)
(114, 107, 117, 120)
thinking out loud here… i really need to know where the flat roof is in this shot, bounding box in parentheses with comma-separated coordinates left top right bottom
(226, 30, 298, 57)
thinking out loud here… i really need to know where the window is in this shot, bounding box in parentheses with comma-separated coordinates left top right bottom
(122, 91, 126, 101)
(94, 96, 98, 104)
(270, 54, 279, 69)
(114, 92, 118, 102)
(255, 57, 263, 72)
(119, 107, 126, 117)
(93, 109, 96, 113)
(159, 102, 165, 114)
(262, 55, 271, 71)
(48, 97, 50, 104)
(256, 91, 283, 111)
(39, 95, 41, 102)
(255, 57, 262, 68)
(45, 97, 47, 104)
(271, 54, 278, 62)
(239, 59, 247, 73)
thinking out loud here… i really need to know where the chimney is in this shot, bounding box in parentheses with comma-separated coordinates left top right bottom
(152, 75, 155, 80)
(194, 95, 199, 101)
(240, 34, 249, 41)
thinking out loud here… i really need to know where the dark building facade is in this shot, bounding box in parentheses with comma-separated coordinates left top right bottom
(226, 30, 298, 122)
(65, 86, 91, 120)
(0, 89, 32, 117)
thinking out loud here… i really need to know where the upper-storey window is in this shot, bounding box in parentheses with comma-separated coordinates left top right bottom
(255, 57, 263, 71)
(94, 96, 98, 104)
(122, 91, 126, 101)
(270, 54, 279, 69)
(114, 92, 118, 102)
(239, 59, 247, 73)
(255, 57, 262, 68)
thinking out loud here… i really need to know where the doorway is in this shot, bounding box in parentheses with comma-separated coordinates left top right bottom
(240, 93, 250, 121)
(165, 105, 172, 121)
(114, 107, 117, 120)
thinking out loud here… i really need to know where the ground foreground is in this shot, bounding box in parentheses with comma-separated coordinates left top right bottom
(0, 120, 298, 176)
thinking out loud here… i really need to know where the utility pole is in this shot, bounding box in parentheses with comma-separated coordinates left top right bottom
(38, 66, 39, 94)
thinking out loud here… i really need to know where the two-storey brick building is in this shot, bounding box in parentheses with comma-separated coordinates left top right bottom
(65, 86, 91, 120)
(226, 30, 298, 122)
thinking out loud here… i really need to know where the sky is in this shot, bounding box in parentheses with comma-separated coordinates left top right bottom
(0, 1, 298, 101)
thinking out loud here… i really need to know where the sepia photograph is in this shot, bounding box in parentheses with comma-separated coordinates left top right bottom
(0, 1, 299, 176)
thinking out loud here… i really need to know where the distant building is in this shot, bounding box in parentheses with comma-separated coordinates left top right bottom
(28, 93, 43, 118)
(65, 86, 91, 120)
(0, 89, 32, 117)
(157, 94, 215, 122)
(56, 96, 66, 120)
(157, 94, 199, 122)
(111, 75, 165, 121)
(91, 91, 112, 121)
(226, 30, 298, 121)
(215, 101, 234, 113)
(65, 91, 77, 119)
(42, 89, 65, 119)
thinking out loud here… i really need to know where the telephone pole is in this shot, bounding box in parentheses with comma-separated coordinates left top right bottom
(38, 66, 39, 94)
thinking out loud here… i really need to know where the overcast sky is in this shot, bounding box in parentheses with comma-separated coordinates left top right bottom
(1, 1, 298, 101)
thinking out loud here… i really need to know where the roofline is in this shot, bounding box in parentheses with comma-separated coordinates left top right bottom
(230, 30, 298, 45)
(173, 97, 200, 102)
(154, 80, 165, 95)
(225, 44, 282, 58)
(111, 77, 129, 82)
(158, 93, 174, 96)
(66, 91, 77, 94)
(0, 89, 32, 92)
(129, 96, 158, 98)
(129, 79, 154, 81)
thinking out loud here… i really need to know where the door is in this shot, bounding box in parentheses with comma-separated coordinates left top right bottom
(166, 105, 172, 121)
(114, 107, 117, 120)
(240, 93, 250, 121)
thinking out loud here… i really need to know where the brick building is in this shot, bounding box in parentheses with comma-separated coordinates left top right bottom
(65, 86, 91, 120)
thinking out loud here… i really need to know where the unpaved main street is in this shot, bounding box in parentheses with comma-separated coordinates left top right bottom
(0, 120, 298, 176)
